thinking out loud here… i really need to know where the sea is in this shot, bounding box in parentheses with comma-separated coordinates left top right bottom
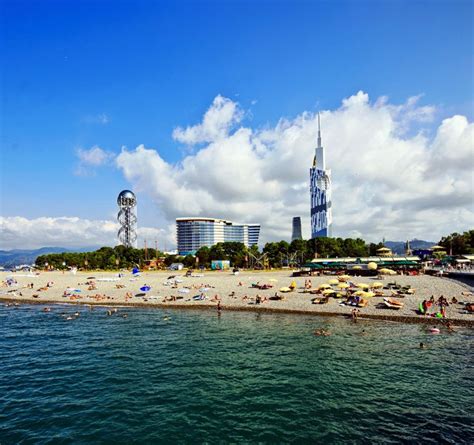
(1, 304, 473, 444)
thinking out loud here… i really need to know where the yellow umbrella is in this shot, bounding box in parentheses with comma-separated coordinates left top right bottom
(328, 279, 339, 285)
(380, 268, 396, 275)
(367, 262, 378, 270)
(372, 282, 383, 288)
(354, 290, 365, 296)
(279, 287, 292, 293)
(364, 291, 375, 298)
(337, 282, 349, 289)
(322, 289, 335, 295)
(318, 283, 331, 289)
(352, 265, 362, 270)
(357, 283, 370, 289)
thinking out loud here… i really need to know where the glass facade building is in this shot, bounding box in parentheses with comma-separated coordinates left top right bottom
(291, 217, 302, 241)
(176, 218, 260, 255)
(310, 113, 332, 238)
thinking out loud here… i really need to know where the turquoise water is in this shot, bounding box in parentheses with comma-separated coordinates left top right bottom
(1, 305, 473, 444)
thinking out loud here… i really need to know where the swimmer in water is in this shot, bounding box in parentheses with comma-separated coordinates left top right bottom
(419, 342, 426, 349)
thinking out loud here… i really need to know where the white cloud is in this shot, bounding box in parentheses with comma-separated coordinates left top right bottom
(0, 216, 170, 250)
(82, 113, 110, 125)
(172, 95, 244, 144)
(116, 91, 474, 244)
(75, 145, 115, 176)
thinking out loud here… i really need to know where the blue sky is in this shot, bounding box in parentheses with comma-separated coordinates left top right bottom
(1, 0, 473, 248)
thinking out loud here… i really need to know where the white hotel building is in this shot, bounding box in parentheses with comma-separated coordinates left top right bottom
(176, 217, 260, 255)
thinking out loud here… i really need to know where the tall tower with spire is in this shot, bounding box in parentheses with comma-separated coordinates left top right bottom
(310, 112, 332, 238)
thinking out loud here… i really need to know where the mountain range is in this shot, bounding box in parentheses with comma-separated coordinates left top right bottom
(384, 239, 436, 254)
(0, 247, 98, 268)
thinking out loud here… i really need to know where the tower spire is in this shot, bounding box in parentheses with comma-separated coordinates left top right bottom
(317, 112, 322, 148)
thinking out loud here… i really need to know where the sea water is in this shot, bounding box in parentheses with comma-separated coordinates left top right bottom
(0, 305, 473, 444)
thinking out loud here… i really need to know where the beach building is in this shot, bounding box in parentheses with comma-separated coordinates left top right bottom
(310, 113, 332, 238)
(291, 217, 302, 241)
(176, 217, 260, 255)
(376, 246, 393, 257)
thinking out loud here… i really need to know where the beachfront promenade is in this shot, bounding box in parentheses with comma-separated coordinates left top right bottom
(1, 270, 473, 325)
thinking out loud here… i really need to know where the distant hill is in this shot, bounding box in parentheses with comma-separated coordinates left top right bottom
(0, 247, 98, 268)
(384, 239, 435, 255)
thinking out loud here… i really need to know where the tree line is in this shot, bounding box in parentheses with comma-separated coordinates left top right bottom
(439, 230, 474, 255)
(34, 230, 473, 270)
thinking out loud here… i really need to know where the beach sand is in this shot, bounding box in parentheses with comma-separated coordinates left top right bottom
(1, 270, 473, 325)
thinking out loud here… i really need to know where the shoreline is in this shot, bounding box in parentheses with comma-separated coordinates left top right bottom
(2, 270, 473, 327)
(2, 296, 473, 327)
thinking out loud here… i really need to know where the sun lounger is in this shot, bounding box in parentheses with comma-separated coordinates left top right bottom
(311, 296, 329, 304)
(383, 297, 404, 309)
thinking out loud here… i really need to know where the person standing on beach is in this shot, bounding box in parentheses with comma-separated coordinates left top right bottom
(351, 308, 359, 323)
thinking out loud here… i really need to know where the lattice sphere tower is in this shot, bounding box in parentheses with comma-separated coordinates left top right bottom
(117, 190, 137, 248)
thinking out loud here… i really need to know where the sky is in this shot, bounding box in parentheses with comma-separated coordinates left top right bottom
(0, 0, 473, 250)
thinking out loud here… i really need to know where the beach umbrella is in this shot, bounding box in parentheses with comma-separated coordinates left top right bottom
(178, 288, 190, 294)
(140, 286, 151, 292)
(279, 287, 292, 293)
(367, 262, 378, 270)
(322, 289, 335, 295)
(364, 291, 376, 298)
(372, 282, 384, 288)
(357, 283, 370, 289)
(354, 290, 365, 296)
(318, 283, 331, 289)
(337, 282, 349, 289)
(352, 265, 363, 270)
(380, 268, 396, 275)
(339, 275, 350, 281)
(328, 279, 339, 285)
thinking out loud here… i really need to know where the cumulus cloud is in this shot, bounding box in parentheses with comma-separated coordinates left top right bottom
(172, 95, 244, 144)
(116, 91, 474, 244)
(0, 216, 168, 250)
(75, 145, 114, 176)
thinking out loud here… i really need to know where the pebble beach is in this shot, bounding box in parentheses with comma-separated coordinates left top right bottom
(2, 270, 473, 325)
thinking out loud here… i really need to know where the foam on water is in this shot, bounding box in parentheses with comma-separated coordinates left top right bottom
(0, 305, 473, 444)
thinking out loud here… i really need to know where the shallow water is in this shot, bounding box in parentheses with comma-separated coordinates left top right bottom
(0, 305, 473, 444)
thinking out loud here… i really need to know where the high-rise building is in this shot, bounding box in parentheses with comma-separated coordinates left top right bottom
(176, 217, 260, 255)
(291, 217, 302, 241)
(310, 113, 332, 238)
